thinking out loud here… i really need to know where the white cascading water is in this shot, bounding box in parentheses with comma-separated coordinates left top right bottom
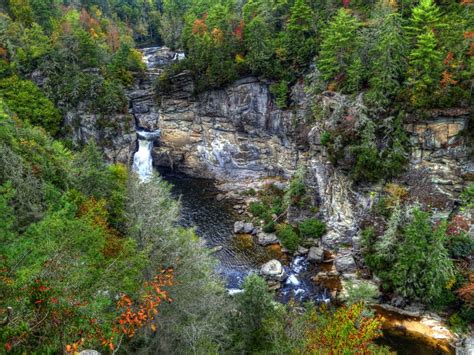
(133, 130, 161, 181)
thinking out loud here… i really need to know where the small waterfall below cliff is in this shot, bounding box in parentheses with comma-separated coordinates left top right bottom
(132, 130, 161, 181)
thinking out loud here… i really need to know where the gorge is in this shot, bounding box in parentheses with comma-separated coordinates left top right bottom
(126, 46, 472, 353)
(1, 0, 472, 353)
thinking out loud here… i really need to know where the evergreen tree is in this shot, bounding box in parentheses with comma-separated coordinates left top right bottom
(351, 119, 382, 182)
(367, 2, 407, 107)
(407, 29, 443, 108)
(392, 208, 454, 303)
(244, 15, 277, 77)
(231, 274, 275, 352)
(318, 8, 362, 92)
(405, 0, 442, 38)
(282, 0, 315, 73)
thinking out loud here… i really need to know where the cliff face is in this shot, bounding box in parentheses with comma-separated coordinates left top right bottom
(153, 75, 301, 180)
(141, 64, 470, 238)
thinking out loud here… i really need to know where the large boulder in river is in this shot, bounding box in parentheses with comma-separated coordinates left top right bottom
(234, 221, 254, 234)
(257, 232, 278, 246)
(260, 259, 287, 282)
(307, 247, 324, 263)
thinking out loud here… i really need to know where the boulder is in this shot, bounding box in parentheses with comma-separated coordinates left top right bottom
(260, 259, 287, 282)
(307, 247, 324, 263)
(244, 222, 255, 234)
(234, 221, 254, 234)
(234, 221, 245, 234)
(334, 254, 357, 274)
(257, 232, 278, 246)
(457, 336, 474, 355)
(295, 246, 309, 255)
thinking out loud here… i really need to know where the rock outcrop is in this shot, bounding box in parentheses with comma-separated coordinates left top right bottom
(153, 75, 302, 180)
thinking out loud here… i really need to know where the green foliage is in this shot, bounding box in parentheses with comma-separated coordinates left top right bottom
(351, 119, 382, 182)
(318, 9, 362, 92)
(344, 281, 380, 306)
(460, 183, 474, 211)
(405, 0, 444, 108)
(270, 80, 289, 109)
(299, 218, 327, 239)
(445, 234, 474, 259)
(320, 131, 331, 146)
(276, 224, 301, 252)
(231, 274, 276, 352)
(285, 167, 307, 206)
(392, 209, 454, 303)
(366, 2, 407, 107)
(262, 220, 277, 233)
(407, 29, 443, 108)
(244, 15, 277, 78)
(304, 303, 389, 354)
(363, 207, 455, 305)
(0, 76, 62, 135)
(249, 201, 269, 219)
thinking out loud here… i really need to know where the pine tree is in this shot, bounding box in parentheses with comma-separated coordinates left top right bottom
(351, 119, 382, 182)
(244, 15, 277, 77)
(318, 8, 362, 92)
(405, 0, 444, 108)
(367, 2, 407, 107)
(281, 0, 315, 74)
(405, 0, 442, 38)
(407, 29, 443, 108)
(392, 208, 454, 303)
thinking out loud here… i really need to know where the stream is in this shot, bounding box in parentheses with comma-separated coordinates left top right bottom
(160, 169, 328, 303)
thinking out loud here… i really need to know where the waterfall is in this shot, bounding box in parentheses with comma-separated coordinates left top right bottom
(133, 130, 160, 181)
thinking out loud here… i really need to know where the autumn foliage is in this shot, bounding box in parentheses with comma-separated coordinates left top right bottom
(66, 269, 174, 354)
(115, 268, 174, 338)
(305, 303, 385, 354)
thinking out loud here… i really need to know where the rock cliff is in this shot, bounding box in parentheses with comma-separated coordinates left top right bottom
(67, 46, 472, 263)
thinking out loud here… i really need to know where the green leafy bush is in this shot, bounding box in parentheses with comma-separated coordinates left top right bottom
(0, 76, 62, 135)
(320, 131, 331, 146)
(299, 218, 326, 239)
(270, 81, 289, 109)
(276, 224, 301, 252)
(285, 168, 307, 206)
(263, 220, 276, 233)
(249, 201, 270, 220)
(446, 234, 474, 259)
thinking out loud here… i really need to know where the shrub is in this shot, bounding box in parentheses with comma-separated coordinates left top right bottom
(460, 184, 474, 211)
(344, 280, 380, 306)
(448, 313, 470, 334)
(320, 131, 331, 146)
(249, 201, 270, 221)
(285, 168, 306, 206)
(276, 224, 300, 252)
(263, 221, 276, 233)
(299, 218, 327, 239)
(244, 188, 257, 196)
(446, 234, 474, 259)
(304, 303, 387, 354)
(270, 80, 289, 109)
